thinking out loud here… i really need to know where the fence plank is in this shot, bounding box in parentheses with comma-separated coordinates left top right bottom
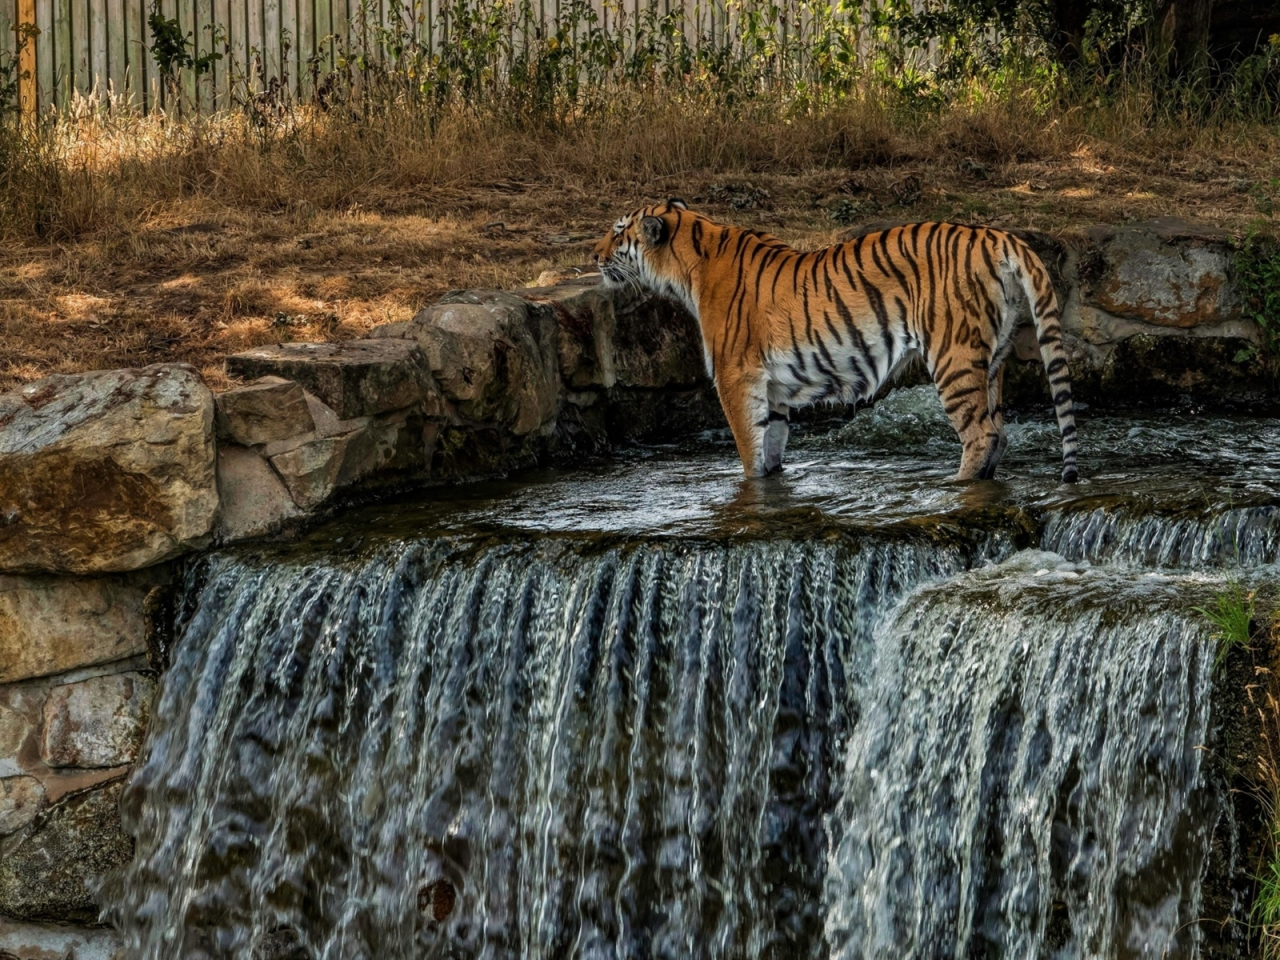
(246, 0, 261, 89)
(195, 0, 211, 110)
(263, 0, 278, 85)
(212, 0, 227, 105)
(177, 0, 194, 107)
(36, 0, 52, 111)
(314, 0, 331, 77)
(0, 0, 10, 67)
(107, 0, 123, 98)
(17, 0, 33, 117)
(88, 0, 104, 96)
(70, 0, 87, 95)
(283, 0, 297, 94)
(229, 0, 245, 97)
(53, 0, 68, 106)
(124, 0, 141, 110)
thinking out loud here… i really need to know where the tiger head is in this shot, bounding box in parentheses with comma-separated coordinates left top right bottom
(593, 199, 696, 313)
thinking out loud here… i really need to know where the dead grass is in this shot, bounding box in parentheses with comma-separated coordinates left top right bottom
(2, 95, 1278, 392)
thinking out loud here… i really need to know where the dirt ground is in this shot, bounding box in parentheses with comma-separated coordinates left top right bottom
(2, 148, 1275, 393)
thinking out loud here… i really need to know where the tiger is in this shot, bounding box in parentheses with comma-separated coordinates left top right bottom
(593, 200, 1079, 483)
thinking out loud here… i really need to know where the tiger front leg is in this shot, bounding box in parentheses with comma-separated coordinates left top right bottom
(716, 372, 773, 477)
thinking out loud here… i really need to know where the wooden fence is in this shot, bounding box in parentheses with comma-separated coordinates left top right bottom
(0, 1, 419, 114)
(1, 0, 754, 116)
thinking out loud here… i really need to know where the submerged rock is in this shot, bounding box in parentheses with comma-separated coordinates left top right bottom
(0, 365, 219, 574)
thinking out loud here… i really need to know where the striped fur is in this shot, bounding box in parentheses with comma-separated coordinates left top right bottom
(594, 201, 1080, 483)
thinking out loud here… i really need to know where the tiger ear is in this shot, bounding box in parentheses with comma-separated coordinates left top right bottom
(667, 197, 688, 210)
(641, 216, 668, 246)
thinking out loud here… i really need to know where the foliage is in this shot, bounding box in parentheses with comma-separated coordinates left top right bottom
(0, 21, 38, 118)
(202, 0, 1280, 127)
(1260, 841, 1280, 960)
(1234, 233, 1280, 364)
(1195, 581, 1255, 672)
(147, 4, 222, 110)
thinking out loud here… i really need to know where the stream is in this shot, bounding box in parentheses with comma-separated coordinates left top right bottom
(107, 387, 1280, 959)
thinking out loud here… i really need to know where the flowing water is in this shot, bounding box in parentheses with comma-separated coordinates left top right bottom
(109, 388, 1280, 959)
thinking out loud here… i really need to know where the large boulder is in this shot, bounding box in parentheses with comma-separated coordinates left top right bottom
(0, 776, 44, 836)
(226, 340, 437, 420)
(1078, 218, 1241, 330)
(373, 292, 560, 435)
(215, 444, 304, 542)
(261, 395, 424, 510)
(0, 365, 219, 574)
(0, 575, 152, 684)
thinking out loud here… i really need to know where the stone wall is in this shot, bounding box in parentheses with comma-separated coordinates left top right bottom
(0, 216, 1274, 956)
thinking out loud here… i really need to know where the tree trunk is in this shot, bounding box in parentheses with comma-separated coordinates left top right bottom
(1049, 0, 1092, 64)
(1153, 0, 1216, 76)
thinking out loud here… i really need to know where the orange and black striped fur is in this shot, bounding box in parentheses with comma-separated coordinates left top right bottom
(594, 201, 1079, 482)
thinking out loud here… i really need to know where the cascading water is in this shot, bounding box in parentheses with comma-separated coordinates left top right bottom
(824, 554, 1217, 960)
(107, 389, 1280, 959)
(111, 535, 988, 960)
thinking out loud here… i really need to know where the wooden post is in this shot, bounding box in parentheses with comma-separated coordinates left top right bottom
(18, 0, 35, 120)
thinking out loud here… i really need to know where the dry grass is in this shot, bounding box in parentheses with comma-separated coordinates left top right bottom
(2, 95, 1278, 391)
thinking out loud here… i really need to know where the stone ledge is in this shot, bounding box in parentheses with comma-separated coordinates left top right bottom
(225, 339, 440, 420)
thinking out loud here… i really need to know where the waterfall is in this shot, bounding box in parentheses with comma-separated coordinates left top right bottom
(111, 535, 982, 960)
(107, 404, 1266, 959)
(1040, 504, 1280, 568)
(823, 553, 1217, 960)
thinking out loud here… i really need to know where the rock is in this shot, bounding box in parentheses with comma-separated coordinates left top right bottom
(40, 673, 157, 769)
(374, 292, 560, 435)
(0, 776, 44, 836)
(0, 920, 122, 960)
(267, 409, 418, 510)
(215, 378, 315, 446)
(529, 279, 706, 390)
(0, 365, 218, 574)
(226, 340, 437, 420)
(0, 704, 29, 776)
(602, 284, 706, 389)
(524, 282, 618, 390)
(0, 576, 150, 684)
(0, 779, 132, 924)
(216, 444, 303, 542)
(1079, 219, 1240, 329)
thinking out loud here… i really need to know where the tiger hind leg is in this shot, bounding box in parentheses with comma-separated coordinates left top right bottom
(985, 362, 1009, 476)
(762, 391, 790, 474)
(937, 364, 1003, 481)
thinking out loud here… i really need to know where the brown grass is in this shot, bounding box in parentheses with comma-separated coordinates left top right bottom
(2, 94, 1278, 391)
